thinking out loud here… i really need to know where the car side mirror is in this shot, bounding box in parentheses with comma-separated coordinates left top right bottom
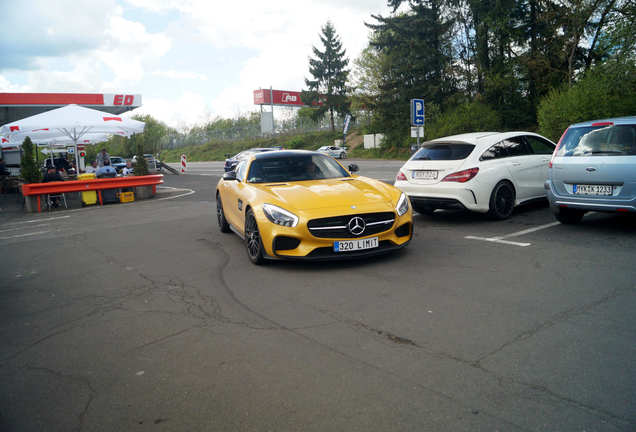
(223, 171, 238, 181)
(348, 164, 359, 173)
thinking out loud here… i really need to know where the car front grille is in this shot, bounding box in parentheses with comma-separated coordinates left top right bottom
(307, 211, 395, 239)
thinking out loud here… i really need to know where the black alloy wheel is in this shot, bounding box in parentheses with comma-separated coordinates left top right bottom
(488, 181, 516, 220)
(216, 195, 231, 233)
(554, 207, 585, 224)
(245, 208, 265, 265)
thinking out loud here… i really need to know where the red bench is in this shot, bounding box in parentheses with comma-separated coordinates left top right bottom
(21, 174, 164, 212)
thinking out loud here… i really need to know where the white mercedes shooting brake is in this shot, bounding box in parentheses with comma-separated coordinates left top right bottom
(394, 132, 556, 219)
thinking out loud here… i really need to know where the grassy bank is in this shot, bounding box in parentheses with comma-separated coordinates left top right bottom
(160, 130, 340, 162)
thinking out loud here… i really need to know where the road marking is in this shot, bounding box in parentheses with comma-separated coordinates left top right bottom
(465, 221, 560, 247)
(0, 223, 48, 234)
(465, 236, 531, 247)
(496, 222, 560, 239)
(3, 215, 70, 226)
(156, 186, 196, 201)
(0, 230, 50, 240)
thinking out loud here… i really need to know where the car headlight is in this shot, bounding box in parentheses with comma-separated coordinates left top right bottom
(262, 204, 299, 227)
(396, 192, 409, 216)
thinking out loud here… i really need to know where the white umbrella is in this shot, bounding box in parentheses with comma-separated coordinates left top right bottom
(33, 133, 118, 167)
(1, 104, 144, 170)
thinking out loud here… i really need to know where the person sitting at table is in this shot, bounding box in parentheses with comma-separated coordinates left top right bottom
(122, 161, 134, 176)
(0, 158, 9, 176)
(96, 159, 117, 178)
(43, 166, 63, 183)
(42, 166, 64, 207)
(85, 161, 98, 173)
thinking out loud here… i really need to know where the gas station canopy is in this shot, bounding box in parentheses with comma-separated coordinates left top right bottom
(0, 93, 142, 125)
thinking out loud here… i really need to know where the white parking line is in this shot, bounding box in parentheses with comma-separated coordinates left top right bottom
(464, 236, 532, 247)
(156, 186, 196, 201)
(465, 221, 560, 247)
(496, 222, 560, 239)
(0, 230, 50, 240)
(4, 215, 70, 226)
(0, 223, 48, 234)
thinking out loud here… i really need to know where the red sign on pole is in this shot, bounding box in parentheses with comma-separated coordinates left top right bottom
(253, 89, 308, 107)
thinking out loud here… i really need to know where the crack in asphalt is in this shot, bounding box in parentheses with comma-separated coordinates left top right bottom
(204, 241, 536, 432)
(302, 299, 633, 429)
(24, 365, 96, 432)
(474, 285, 633, 366)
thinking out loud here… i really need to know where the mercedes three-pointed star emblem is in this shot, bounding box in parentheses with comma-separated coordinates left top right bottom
(347, 216, 366, 236)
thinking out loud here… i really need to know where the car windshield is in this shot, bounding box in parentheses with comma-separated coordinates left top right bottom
(557, 124, 636, 156)
(247, 154, 350, 183)
(412, 142, 475, 160)
(110, 157, 123, 163)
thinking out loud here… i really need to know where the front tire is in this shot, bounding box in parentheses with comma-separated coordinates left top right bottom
(554, 207, 585, 224)
(488, 181, 516, 220)
(245, 208, 265, 265)
(340, 152, 347, 159)
(216, 195, 231, 233)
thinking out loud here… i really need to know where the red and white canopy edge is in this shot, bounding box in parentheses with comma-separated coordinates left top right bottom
(0, 104, 144, 169)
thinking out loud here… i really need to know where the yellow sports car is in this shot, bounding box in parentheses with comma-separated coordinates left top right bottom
(216, 150, 413, 264)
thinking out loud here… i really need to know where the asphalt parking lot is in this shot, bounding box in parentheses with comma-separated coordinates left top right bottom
(1, 160, 634, 431)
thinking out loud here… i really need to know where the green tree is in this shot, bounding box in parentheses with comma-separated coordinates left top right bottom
(538, 59, 636, 141)
(130, 134, 149, 176)
(301, 21, 350, 131)
(20, 137, 41, 183)
(365, 1, 455, 147)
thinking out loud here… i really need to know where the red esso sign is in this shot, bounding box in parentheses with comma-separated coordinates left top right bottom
(113, 94, 135, 106)
(281, 93, 297, 103)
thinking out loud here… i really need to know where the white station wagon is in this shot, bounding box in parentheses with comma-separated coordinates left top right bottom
(395, 132, 556, 219)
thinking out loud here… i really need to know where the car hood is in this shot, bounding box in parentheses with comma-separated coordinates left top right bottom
(252, 177, 400, 212)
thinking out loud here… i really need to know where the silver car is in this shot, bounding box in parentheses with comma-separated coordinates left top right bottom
(546, 116, 636, 223)
(317, 146, 347, 159)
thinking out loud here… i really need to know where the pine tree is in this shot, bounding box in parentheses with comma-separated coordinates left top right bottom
(301, 22, 350, 131)
(20, 136, 41, 183)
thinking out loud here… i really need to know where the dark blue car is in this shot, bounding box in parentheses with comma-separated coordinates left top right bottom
(224, 148, 277, 172)
(109, 156, 127, 173)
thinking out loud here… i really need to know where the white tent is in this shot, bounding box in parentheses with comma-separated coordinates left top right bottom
(0, 104, 144, 169)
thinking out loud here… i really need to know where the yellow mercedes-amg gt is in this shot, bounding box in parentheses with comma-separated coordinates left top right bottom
(215, 150, 413, 264)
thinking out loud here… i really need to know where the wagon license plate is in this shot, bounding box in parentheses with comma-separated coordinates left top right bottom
(334, 237, 379, 252)
(573, 184, 613, 196)
(412, 170, 438, 180)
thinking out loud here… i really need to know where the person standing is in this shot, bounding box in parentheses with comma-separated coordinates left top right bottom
(96, 148, 110, 167)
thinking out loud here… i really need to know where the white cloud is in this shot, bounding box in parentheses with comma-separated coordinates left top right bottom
(136, 91, 211, 129)
(2, 0, 393, 127)
(154, 0, 391, 120)
(152, 70, 207, 80)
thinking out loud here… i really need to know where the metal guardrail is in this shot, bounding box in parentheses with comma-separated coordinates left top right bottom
(21, 174, 164, 212)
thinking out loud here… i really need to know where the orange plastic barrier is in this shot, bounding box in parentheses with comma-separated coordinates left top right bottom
(22, 174, 163, 212)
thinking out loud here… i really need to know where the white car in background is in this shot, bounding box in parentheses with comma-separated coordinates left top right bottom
(317, 145, 347, 159)
(394, 132, 556, 219)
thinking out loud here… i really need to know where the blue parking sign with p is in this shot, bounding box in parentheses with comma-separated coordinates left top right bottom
(411, 99, 425, 126)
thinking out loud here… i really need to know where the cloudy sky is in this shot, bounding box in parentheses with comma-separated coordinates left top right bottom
(0, 0, 394, 129)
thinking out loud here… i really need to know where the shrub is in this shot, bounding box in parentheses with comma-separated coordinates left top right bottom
(20, 136, 41, 183)
(538, 60, 636, 141)
(426, 101, 503, 140)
